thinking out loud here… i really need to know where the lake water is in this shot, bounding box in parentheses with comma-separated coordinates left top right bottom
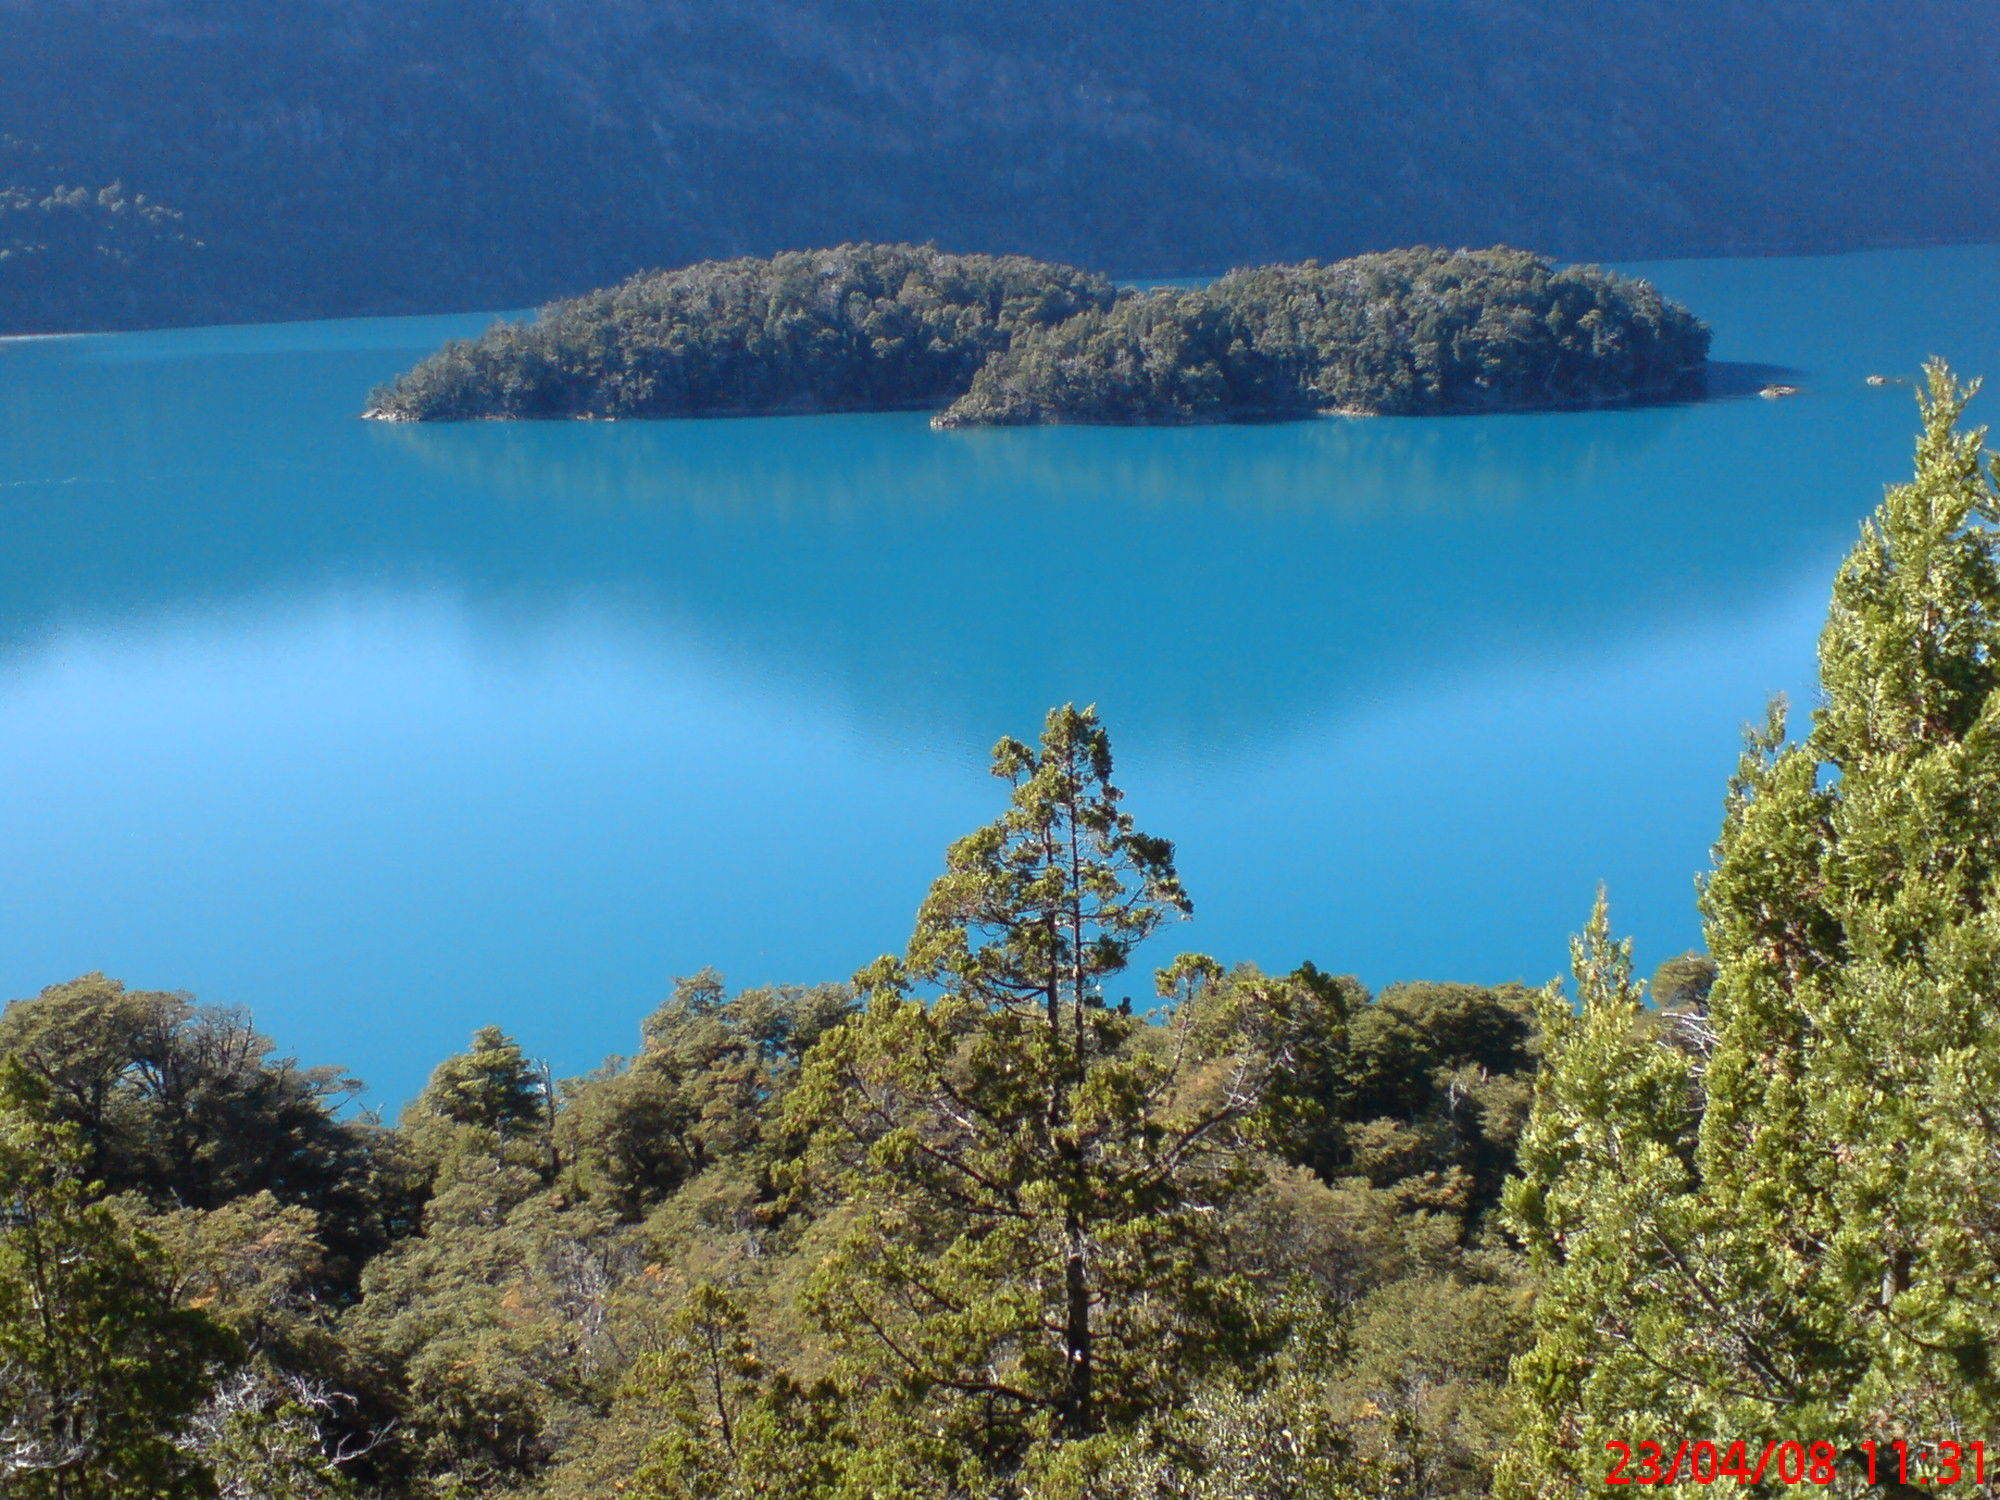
(4, 245, 1998, 1108)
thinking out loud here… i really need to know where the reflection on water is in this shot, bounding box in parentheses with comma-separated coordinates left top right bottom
(2, 244, 1999, 1105)
(374, 396, 1679, 519)
(0, 346, 1820, 759)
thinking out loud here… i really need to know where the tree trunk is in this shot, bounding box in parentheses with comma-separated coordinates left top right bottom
(1060, 1210, 1092, 1438)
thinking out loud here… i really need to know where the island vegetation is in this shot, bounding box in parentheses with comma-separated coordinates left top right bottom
(935, 247, 1710, 425)
(6, 371, 2000, 1498)
(362, 245, 1116, 421)
(367, 244, 1708, 426)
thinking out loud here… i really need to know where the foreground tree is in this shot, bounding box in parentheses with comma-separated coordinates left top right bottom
(1504, 364, 2000, 1489)
(0, 974, 399, 1290)
(784, 705, 1292, 1475)
(0, 1069, 237, 1499)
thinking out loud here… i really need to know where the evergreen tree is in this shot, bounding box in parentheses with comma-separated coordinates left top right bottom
(783, 705, 1281, 1469)
(0, 1068, 238, 1499)
(0, 974, 396, 1291)
(1500, 896, 1716, 1490)
(619, 1282, 849, 1500)
(408, 1027, 546, 1142)
(1504, 364, 2000, 1486)
(559, 973, 853, 1220)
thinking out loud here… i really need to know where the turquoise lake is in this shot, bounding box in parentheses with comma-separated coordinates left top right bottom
(3, 245, 1998, 1108)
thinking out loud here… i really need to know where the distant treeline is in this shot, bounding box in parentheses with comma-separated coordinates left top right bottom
(938, 247, 1709, 423)
(365, 243, 1709, 426)
(0, 136, 208, 330)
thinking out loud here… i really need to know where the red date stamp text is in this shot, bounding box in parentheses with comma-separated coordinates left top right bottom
(1605, 1439, 1988, 1487)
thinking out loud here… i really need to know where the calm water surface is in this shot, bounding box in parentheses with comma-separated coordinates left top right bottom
(4, 246, 1998, 1106)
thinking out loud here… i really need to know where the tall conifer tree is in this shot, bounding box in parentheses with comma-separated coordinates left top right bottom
(1505, 364, 2000, 1488)
(784, 705, 1282, 1472)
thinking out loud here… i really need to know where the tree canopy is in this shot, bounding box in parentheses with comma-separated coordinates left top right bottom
(365, 243, 1707, 427)
(363, 243, 1116, 421)
(1504, 363, 2000, 1492)
(936, 248, 1709, 425)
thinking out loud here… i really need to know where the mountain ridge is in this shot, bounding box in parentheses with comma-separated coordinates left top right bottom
(2, 0, 1996, 333)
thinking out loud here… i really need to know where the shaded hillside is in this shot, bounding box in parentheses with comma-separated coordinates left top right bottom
(1, 0, 1997, 332)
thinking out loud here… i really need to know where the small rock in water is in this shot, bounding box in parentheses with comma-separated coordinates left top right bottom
(1759, 384, 1802, 399)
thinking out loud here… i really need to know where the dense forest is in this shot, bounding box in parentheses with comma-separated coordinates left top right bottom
(365, 245, 1708, 425)
(7, 370, 2000, 1496)
(935, 248, 1709, 425)
(2, 1, 1998, 334)
(363, 245, 1116, 421)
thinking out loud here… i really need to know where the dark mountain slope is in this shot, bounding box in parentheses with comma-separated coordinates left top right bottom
(1, 0, 1995, 333)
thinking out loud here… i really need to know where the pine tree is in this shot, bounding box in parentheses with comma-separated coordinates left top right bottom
(783, 705, 1283, 1469)
(1500, 896, 1718, 1490)
(1504, 364, 2000, 1487)
(408, 1027, 547, 1142)
(1701, 360, 2000, 1441)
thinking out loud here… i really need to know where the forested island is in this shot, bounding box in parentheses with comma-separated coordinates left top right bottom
(936, 247, 1709, 423)
(365, 244, 1709, 426)
(7, 371, 2000, 1498)
(364, 245, 1116, 421)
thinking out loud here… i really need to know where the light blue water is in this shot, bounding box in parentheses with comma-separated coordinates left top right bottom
(3, 246, 1998, 1108)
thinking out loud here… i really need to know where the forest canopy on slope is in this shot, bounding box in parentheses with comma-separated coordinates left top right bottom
(2, 0, 1996, 333)
(365, 244, 1709, 424)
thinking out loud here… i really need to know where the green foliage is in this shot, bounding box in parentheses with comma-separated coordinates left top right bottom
(614, 1282, 850, 1500)
(784, 706, 1286, 1465)
(365, 243, 1116, 421)
(1015, 1353, 1368, 1500)
(340, 1145, 628, 1494)
(1649, 950, 1717, 1013)
(142, 1190, 395, 1497)
(408, 1027, 547, 1142)
(1500, 894, 1712, 1491)
(0, 712, 1558, 1499)
(935, 287, 1262, 428)
(937, 247, 1710, 425)
(194, 1392, 363, 1500)
(0, 972, 410, 1289)
(1242, 971, 1539, 1498)
(559, 971, 853, 1220)
(370, 243, 1707, 429)
(1323, 979, 1540, 1227)
(1504, 364, 2000, 1489)
(340, 972, 856, 1498)
(0, 1067, 239, 1499)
